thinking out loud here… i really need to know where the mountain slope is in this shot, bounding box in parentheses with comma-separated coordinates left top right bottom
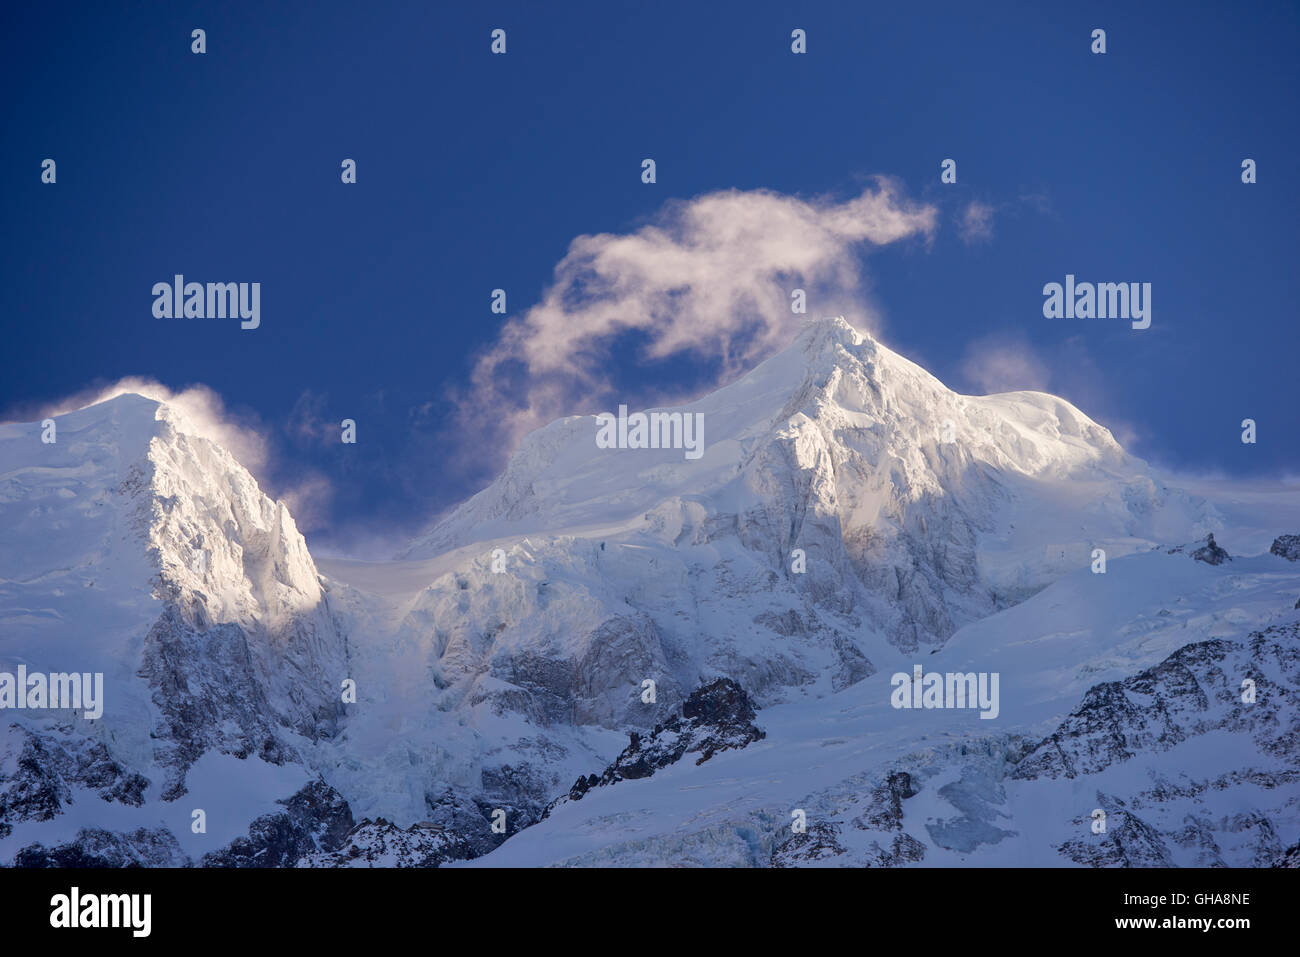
(461, 548, 1300, 867)
(309, 317, 1228, 833)
(1, 316, 1292, 868)
(0, 393, 347, 860)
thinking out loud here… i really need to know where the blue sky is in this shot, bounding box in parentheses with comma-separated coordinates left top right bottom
(3, 1, 1297, 552)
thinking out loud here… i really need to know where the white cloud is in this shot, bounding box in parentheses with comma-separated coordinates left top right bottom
(959, 335, 1051, 394)
(958, 200, 995, 244)
(455, 178, 937, 461)
(279, 471, 335, 533)
(957, 334, 1145, 453)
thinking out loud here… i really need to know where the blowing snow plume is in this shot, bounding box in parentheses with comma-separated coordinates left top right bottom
(0, 377, 335, 533)
(451, 179, 937, 476)
(1, 377, 270, 476)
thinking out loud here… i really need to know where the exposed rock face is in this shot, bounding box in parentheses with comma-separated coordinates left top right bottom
(401, 318, 1215, 720)
(996, 623, 1300, 867)
(876, 833, 928, 866)
(1057, 802, 1175, 868)
(845, 771, 930, 867)
(1191, 533, 1231, 565)
(768, 772, 929, 867)
(0, 395, 351, 865)
(0, 725, 149, 839)
(299, 819, 477, 868)
(771, 821, 847, 867)
(1271, 535, 1300, 562)
(1278, 840, 1300, 867)
(13, 827, 188, 868)
(142, 608, 326, 800)
(740, 618, 1300, 870)
(1012, 624, 1299, 782)
(0, 323, 1287, 869)
(465, 612, 684, 730)
(548, 678, 764, 814)
(1056, 801, 1285, 868)
(20, 778, 547, 869)
(136, 411, 349, 798)
(1168, 533, 1231, 565)
(202, 781, 355, 868)
(297, 789, 523, 867)
(854, 771, 920, 832)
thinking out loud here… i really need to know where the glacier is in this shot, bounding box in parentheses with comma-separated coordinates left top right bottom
(1, 316, 1296, 867)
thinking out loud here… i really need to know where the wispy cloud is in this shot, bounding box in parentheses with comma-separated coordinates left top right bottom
(957, 333, 1142, 450)
(279, 471, 335, 533)
(2, 377, 271, 475)
(958, 200, 996, 244)
(959, 334, 1051, 393)
(0, 377, 345, 532)
(287, 389, 335, 445)
(451, 178, 937, 473)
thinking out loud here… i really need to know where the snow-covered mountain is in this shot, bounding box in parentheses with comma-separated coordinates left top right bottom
(0, 393, 347, 864)
(2, 317, 1296, 867)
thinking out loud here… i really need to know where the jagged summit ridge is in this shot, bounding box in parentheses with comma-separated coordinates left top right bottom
(0, 332, 1293, 869)
(395, 316, 1213, 669)
(0, 390, 347, 840)
(405, 316, 1143, 558)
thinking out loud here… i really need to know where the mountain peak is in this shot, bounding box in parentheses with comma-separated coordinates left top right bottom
(789, 315, 895, 380)
(76, 390, 187, 435)
(795, 313, 867, 346)
(404, 310, 1205, 570)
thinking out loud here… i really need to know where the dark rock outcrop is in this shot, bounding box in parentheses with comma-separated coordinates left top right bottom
(13, 827, 188, 867)
(1271, 535, 1300, 562)
(1191, 533, 1230, 565)
(1276, 840, 1300, 867)
(547, 678, 764, 815)
(1057, 801, 1175, 867)
(201, 780, 354, 867)
(300, 818, 478, 868)
(1012, 624, 1300, 781)
(0, 724, 149, 840)
(852, 771, 920, 832)
(1165, 533, 1231, 565)
(301, 788, 525, 867)
(770, 820, 846, 867)
(141, 604, 345, 801)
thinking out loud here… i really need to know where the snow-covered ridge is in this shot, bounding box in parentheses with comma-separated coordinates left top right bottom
(2, 318, 1292, 870)
(1, 392, 346, 854)
(405, 317, 1147, 557)
(387, 316, 1216, 715)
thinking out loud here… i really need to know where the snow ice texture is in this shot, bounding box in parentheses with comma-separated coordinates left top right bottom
(2, 318, 1297, 867)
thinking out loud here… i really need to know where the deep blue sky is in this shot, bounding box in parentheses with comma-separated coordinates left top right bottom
(3, 1, 1297, 552)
